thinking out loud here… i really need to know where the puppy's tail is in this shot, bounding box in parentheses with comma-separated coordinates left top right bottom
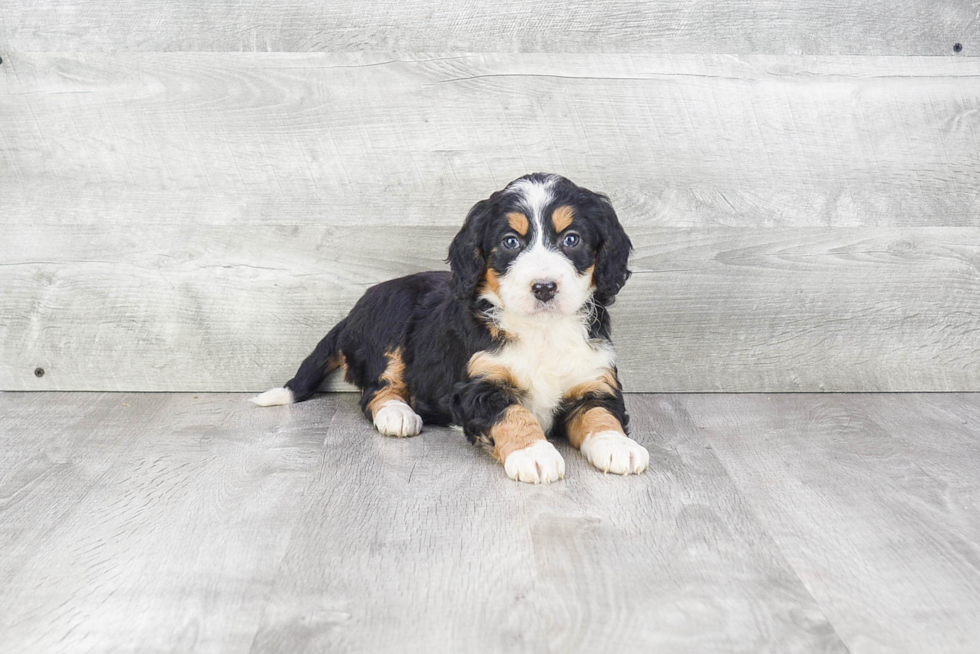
(250, 319, 347, 406)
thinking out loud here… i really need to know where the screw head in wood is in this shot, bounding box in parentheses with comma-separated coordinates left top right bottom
(34, 367, 45, 378)
(953, 43, 963, 53)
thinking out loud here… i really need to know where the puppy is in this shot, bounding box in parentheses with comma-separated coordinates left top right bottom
(252, 173, 649, 483)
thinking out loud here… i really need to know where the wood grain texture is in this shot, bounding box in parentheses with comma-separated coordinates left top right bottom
(0, 393, 169, 585)
(2, 53, 979, 228)
(0, 392, 336, 652)
(0, 0, 975, 54)
(679, 393, 980, 653)
(2, 224, 978, 392)
(249, 393, 845, 653)
(5, 392, 979, 652)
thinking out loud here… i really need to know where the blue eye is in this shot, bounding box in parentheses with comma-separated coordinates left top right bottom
(562, 233, 580, 248)
(503, 236, 521, 250)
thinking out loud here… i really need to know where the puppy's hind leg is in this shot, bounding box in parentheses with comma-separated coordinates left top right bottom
(362, 349, 423, 438)
(371, 398, 424, 437)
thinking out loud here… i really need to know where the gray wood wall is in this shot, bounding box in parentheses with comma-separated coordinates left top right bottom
(1, 3, 978, 392)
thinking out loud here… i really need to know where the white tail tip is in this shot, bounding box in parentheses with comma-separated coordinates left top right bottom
(250, 387, 295, 407)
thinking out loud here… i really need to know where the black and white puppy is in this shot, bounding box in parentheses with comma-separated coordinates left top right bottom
(252, 173, 649, 483)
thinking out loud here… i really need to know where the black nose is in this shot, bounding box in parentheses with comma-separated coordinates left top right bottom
(531, 281, 558, 302)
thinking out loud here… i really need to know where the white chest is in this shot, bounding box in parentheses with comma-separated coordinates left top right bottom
(487, 314, 616, 432)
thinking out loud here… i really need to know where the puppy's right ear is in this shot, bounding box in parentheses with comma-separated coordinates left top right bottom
(447, 198, 492, 300)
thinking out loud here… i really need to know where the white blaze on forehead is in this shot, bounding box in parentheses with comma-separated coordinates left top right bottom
(506, 175, 558, 245)
(493, 175, 592, 318)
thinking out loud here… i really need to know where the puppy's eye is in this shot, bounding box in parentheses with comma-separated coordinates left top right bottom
(561, 233, 581, 248)
(502, 235, 521, 250)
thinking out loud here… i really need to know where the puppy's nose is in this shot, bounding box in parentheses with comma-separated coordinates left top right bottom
(531, 280, 558, 302)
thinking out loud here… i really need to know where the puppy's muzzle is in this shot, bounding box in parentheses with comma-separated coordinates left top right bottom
(531, 280, 558, 302)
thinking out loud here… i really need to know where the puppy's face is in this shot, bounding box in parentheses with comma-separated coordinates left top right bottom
(448, 174, 632, 317)
(483, 180, 597, 317)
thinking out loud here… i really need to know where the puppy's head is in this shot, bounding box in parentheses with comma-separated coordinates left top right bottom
(448, 173, 632, 317)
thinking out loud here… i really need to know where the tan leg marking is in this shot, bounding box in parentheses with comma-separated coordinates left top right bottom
(491, 404, 547, 463)
(327, 351, 348, 376)
(467, 351, 519, 387)
(507, 212, 529, 236)
(336, 352, 354, 384)
(566, 406, 626, 450)
(551, 205, 574, 232)
(563, 368, 618, 405)
(367, 348, 411, 418)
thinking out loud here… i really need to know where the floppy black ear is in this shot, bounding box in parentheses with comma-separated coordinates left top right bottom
(592, 195, 632, 305)
(447, 198, 492, 300)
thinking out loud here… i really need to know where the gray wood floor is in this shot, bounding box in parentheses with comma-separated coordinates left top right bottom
(1, 392, 978, 653)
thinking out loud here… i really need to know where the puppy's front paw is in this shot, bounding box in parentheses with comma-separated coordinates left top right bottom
(581, 431, 649, 475)
(503, 440, 565, 484)
(373, 400, 423, 437)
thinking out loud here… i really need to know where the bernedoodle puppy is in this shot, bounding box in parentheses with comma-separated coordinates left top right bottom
(252, 173, 649, 483)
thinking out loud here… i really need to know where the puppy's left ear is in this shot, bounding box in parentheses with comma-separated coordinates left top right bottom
(446, 198, 492, 300)
(592, 195, 633, 305)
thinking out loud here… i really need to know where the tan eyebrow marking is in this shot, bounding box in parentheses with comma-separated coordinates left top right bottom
(506, 212, 529, 236)
(551, 205, 574, 232)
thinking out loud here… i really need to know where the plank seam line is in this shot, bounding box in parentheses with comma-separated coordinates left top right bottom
(432, 71, 980, 85)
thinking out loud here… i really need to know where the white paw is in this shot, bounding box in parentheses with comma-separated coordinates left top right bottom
(580, 431, 649, 475)
(250, 387, 294, 407)
(373, 400, 423, 437)
(503, 440, 565, 484)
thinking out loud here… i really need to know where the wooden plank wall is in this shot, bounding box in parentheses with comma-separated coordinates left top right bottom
(1, 3, 978, 392)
